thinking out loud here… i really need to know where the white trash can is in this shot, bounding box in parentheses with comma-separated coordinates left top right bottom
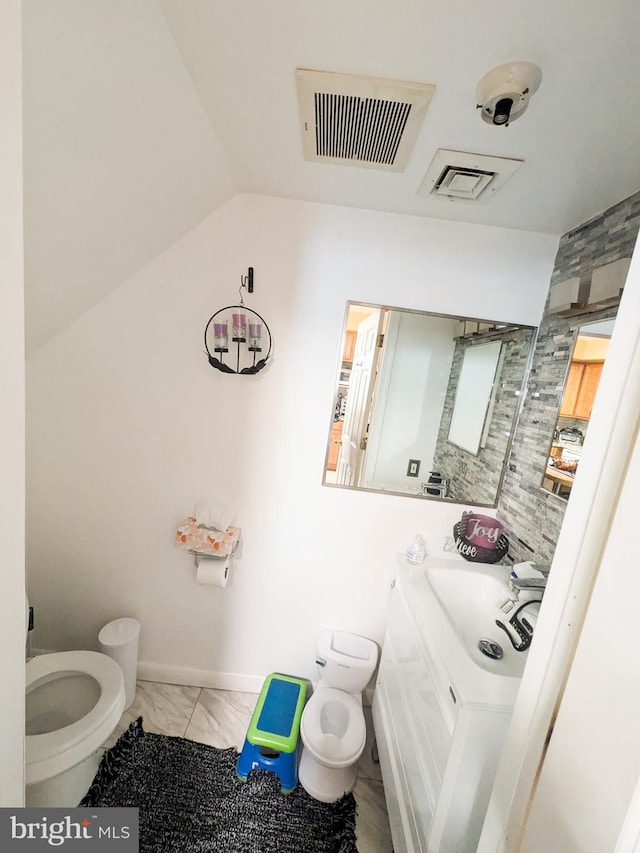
(98, 617, 141, 711)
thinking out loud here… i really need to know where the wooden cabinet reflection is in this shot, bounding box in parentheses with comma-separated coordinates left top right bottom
(327, 421, 343, 471)
(560, 360, 604, 420)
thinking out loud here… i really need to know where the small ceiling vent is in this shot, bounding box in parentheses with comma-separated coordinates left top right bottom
(433, 166, 496, 200)
(418, 149, 524, 203)
(296, 69, 435, 172)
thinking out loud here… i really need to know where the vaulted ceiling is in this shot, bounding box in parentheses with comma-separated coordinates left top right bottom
(22, 0, 640, 354)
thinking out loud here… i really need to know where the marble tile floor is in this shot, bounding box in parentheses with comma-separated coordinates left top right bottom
(103, 679, 393, 853)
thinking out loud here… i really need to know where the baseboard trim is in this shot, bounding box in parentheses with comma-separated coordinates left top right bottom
(30, 649, 262, 694)
(29, 646, 56, 657)
(29, 653, 373, 707)
(137, 662, 262, 694)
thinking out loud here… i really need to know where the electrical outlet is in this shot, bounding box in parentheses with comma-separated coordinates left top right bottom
(407, 459, 421, 477)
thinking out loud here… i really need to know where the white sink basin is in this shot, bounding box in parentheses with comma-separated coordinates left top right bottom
(424, 562, 528, 678)
(400, 556, 531, 709)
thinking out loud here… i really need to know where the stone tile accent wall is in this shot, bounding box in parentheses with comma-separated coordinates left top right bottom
(497, 190, 640, 568)
(432, 326, 535, 505)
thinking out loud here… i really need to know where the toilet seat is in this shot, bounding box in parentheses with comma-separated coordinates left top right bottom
(301, 688, 366, 768)
(26, 651, 125, 785)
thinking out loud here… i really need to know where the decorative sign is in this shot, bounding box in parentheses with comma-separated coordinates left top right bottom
(453, 511, 509, 563)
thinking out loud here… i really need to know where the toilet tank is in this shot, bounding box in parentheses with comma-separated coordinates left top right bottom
(316, 629, 378, 693)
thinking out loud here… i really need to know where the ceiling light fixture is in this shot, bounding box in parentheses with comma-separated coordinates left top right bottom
(476, 61, 542, 127)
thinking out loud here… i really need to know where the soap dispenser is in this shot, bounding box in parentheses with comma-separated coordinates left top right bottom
(405, 534, 427, 565)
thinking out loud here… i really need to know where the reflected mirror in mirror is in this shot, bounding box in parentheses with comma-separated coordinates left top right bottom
(323, 302, 536, 506)
(542, 317, 615, 501)
(448, 340, 504, 455)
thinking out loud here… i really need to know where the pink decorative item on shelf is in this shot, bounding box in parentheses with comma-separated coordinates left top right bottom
(464, 513, 505, 548)
(453, 511, 508, 564)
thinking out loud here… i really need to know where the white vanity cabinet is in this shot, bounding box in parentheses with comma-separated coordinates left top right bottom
(372, 558, 517, 853)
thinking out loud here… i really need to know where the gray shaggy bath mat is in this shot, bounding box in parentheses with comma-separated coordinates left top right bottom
(80, 718, 357, 852)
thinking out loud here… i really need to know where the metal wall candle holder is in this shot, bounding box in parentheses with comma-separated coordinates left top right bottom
(204, 268, 272, 375)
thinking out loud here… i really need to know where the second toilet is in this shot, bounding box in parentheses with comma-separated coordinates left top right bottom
(299, 628, 378, 803)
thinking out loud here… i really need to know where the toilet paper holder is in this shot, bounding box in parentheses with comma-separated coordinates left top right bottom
(189, 538, 239, 569)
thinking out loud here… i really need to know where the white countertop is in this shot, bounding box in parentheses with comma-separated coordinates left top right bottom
(395, 555, 526, 712)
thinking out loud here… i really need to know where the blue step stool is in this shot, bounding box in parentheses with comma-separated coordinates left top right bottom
(236, 673, 307, 794)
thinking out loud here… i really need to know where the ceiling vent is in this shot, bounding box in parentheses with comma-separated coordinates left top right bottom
(418, 149, 524, 203)
(296, 69, 435, 172)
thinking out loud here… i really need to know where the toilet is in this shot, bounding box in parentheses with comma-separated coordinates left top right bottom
(26, 650, 126, 806)
(299, 629, 378, 803)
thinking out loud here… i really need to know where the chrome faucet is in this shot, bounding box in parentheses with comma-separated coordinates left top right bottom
(496, 599, 542, 652)
(419, 479, 448, 498)
(509, 575, 547, 597)
(500, 566, 548, 615)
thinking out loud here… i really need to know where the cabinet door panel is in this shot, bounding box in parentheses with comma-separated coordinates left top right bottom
(560, 362, 584, 416)
(391, 628, 451, 784)
(390, 588, 455, 758)
(383, 587, 458, 850)
(375, 563, 516, 853)
(327, 422, 343, 470)
(383, 637, 438, 809)
(375, 663, 425, 851)
(342, 330, 357, 362)
(560, 360, 604, 418)
(574, 361, 603, 419)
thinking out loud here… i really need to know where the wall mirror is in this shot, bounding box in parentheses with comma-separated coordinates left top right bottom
(323, 302, 536, 506)
(447, 341, 504, 455)
(542, 317, 615, 501)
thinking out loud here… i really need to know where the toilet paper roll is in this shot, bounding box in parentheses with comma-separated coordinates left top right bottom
(196, 556, 230, 587)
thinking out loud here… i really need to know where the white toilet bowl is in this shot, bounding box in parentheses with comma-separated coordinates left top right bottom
(26, 650, 126, 807)
(299, 629, 378, 803)
(299, 686, 366, 802)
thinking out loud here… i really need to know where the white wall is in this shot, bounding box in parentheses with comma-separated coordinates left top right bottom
(26, 194, 557, 689)
(520, 419, 640, 851)
(512, 230, 640, 851)
(22, 0, 236, 354)
(0, 0, 26, 806)
(478, 228, 640, 852)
